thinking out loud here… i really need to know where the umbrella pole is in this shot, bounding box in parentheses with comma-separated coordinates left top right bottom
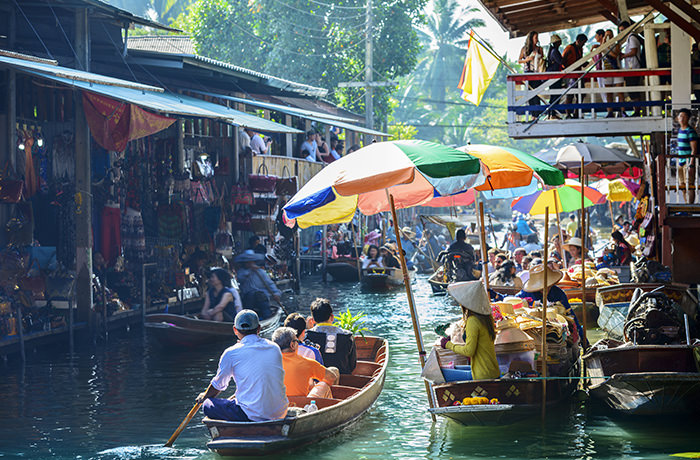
(355, 217, 363, 282)
(479, 202, 490, 291)
(608, 200, 615, 230)
(387, 192, 437, 421)
(579, 158, 588, 342)
(554, 196, 567, 269)
(542, 207, 550, 421)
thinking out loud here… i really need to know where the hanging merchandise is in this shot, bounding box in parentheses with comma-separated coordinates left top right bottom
(122, 207, 147, 264)
(82, 92, 175, 152)
(275, 165, 298, 196)
(249, 163, 278, 193)
(0, 163, 24, 203)
(5, 203, 33, 247)
(18, 259, 46, 301)
(232, 206, 252, 231)
(233, 183, 254, 205)
(195, 155, 215, 178)
(101, 205, 122, 266)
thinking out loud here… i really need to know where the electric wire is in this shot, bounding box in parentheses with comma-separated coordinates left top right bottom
(11, 0, 54, 59)
(45, 0, 84, 70)
(266, 0, 367, 20)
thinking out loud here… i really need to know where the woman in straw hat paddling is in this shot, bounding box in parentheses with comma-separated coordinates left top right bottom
(439, 281, 500, 380)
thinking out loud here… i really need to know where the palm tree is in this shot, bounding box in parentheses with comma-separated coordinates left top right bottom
(414, 0, 485, 105)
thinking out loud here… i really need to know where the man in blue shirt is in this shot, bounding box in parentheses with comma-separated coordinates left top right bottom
(677, 108, 698, 203)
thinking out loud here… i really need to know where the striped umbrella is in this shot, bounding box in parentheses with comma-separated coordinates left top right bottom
(591, 178, 640, 202)
(512, 180, 606, 215)
(283, 140, 486, 228)
(423, 144, 565, 207)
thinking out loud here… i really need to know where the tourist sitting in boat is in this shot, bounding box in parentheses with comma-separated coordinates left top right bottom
(489, 260, 524, 290)
(521, 233, 542, 254)
(562, 237, 587, 265)
(439, 281, 500, 380)
(516, 264, 585, 345)
(380, 244, 401, 269)
(610, 230, 634, 265)
(272, 327, 339, 399)
(362, 245, 383, 269)
(513, 248, 527, 271)
(196, 310, 288, 422)
(306, 298, 357, 374)
(200, 267, 243, 322)
(284, 312, 324, 364)
(234, 250, 281, 320)
(501, 225, 522, 252)
(517, 255, 533, 284)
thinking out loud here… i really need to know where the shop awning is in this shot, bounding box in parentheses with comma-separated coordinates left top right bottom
(0, 53, 302, 133)
(191, 90, 390, 138)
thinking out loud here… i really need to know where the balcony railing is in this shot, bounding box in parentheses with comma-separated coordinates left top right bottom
(506, 68, 675, 138)
(251, 155, 323, 190)
(659, 154, 699, 207)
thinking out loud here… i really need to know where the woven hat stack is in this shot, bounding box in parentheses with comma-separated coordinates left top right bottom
(494, 318, 535, 354)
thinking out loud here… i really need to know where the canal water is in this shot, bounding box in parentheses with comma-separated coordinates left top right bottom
(0, 276, 696, 460)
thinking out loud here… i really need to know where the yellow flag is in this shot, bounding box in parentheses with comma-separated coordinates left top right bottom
(458, 34, 501, 106)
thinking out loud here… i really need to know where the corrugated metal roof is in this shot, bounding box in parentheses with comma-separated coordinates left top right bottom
(127, 36, 327, 98)
(0, 53, 161, 92)
(191, 91, 389, 137)
(57, 0, 178, 32)
(3, 57, 302, 133)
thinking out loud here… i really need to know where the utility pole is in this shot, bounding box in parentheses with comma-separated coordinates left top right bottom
(364, 0, 373, 141)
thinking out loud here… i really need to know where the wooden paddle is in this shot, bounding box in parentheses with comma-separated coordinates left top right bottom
(164, 391, 208, 447)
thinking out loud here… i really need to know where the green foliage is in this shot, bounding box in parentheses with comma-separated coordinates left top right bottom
(333, 308, 370, 338)
(388, 122, 418, 140)
(176, 0, 426, 127)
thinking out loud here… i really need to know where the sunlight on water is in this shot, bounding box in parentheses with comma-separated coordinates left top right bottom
(0, 275, 697, 459)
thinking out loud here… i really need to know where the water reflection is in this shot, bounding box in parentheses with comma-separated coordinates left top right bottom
(0, 276, 697, 459)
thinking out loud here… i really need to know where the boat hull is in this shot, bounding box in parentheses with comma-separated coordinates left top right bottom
(432, 372, 577, 426)
(145, 308, 281, 348)
(204, 336, 388, 456)
(326, 260, 360, 282)
(584, 340, 700, 415)
(361, 268, 405, 291)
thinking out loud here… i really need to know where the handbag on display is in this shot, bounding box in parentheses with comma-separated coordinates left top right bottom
(191, 181, 210, 204)
(233, 183, 254, 205)
(29, 246, 57, 271)
(249, 163, 278, 193)
(0, 163, 23, 203)
(232, 208, 252, 231)
(275, 165, 298, 196)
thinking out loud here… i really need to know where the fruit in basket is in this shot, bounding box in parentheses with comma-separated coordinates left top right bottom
(490, 398, 500, 405)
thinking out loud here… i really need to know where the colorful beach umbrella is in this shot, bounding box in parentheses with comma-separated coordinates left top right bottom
(512, 181, 606, 215)
(534, 142, 642, 175)
(283, 140, 486, 228)
(422, 144, 565, 208)
(591, 178, 640, 202)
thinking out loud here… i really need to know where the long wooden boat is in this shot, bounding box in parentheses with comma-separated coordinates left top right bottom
(203, 336, 388, 456)
(145, 307, 282, 348)
(361, 267, 407, 291)
(430, 363, 579, 425)
(427, 269, 448, 294)
(595, 283, 693, 340)
(584, 339, 700, 415)
(326, 258, 360, 282)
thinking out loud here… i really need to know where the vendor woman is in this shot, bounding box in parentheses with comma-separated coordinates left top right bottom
(516, 264, 586, 346)
(440, 281, 500, 380)
(561, 237, 587, 265)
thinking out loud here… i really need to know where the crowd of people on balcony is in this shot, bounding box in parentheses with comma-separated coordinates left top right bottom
(518, 19, 683, 119)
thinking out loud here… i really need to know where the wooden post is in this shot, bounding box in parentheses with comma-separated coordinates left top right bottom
(355, 216, 363, 282)
(479, 202, 490, 291)
(541, 208, 550, 420)
(294, 232, 301, 293)
(608, 200, 615, 229)
(579, 158, 588, 341)
(387, 192, 436, 420)
(74, 8, 93, 328)
(554, 196, 566, 269)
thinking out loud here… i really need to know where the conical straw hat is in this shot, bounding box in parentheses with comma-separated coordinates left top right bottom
(448, 281, 491, 315)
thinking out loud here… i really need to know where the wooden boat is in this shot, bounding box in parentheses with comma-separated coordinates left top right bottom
(595, 283, 694, 340)
(145, 307, 282, 348)
(428, 269, 448, 294)
(203, 336, 388, 456)
(583, 338, 700, 415)
(361, 267, 407, 290)
(430, 363, 579, 425)
(326, 257, 360, 282)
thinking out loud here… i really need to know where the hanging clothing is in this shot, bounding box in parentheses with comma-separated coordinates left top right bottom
(101, 205, 122, 266)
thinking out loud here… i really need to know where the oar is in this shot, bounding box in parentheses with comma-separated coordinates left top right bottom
(274, 298, 291, 316)
(164, 397, 205, 447)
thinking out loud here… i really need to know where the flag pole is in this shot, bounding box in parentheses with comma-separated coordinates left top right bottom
(387, 191, 437, 421)
(469, 29, 516, 73)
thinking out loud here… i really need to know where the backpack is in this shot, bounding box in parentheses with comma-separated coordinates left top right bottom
(630, 33, 646, 68)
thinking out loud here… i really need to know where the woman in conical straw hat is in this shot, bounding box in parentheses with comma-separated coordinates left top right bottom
(439, 281, 500, 380)
(515, 263, 586, 346)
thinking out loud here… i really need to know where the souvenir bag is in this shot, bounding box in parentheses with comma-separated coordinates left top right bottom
(232, 206, 251, 231)
(249, 163, 277, 193)
(191, 181, 210, 205)
(214, 209, 234, 257)
(0, 163, 23, 203)
(233, 183, 254, 205)
(29, 246, 57, 271)
(5, 204, 33, 247)
(18, 259, 46, 301)
(275, 166, 298, 196)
